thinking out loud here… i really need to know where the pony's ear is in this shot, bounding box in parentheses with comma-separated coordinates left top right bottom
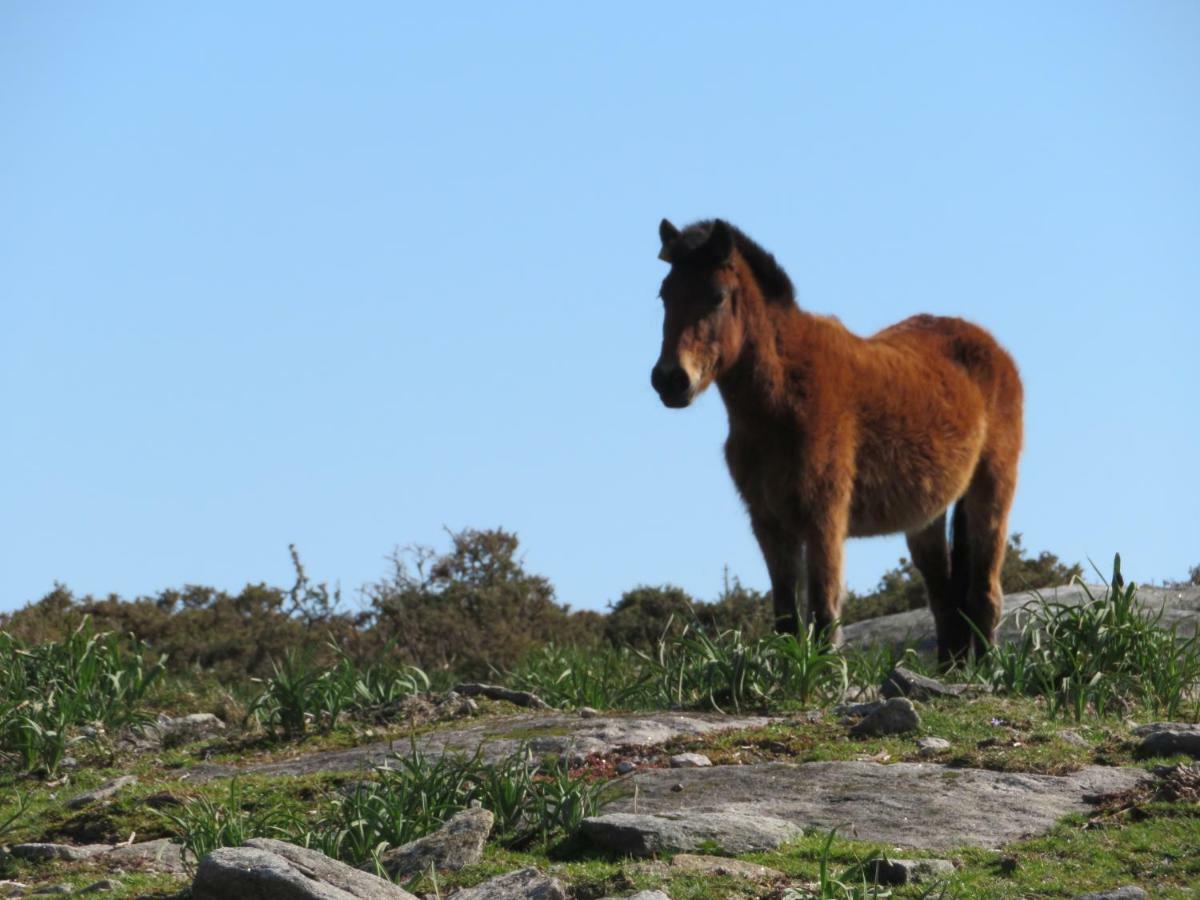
(703, 219, 735, 265)
(658, 218, 681, 262)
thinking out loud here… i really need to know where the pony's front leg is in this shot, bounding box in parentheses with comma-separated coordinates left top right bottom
(805, 508, 848, 645)
(750, 514, 806, 635)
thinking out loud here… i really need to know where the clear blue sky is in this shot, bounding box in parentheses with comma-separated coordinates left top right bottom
(3, 3, 1198, 615)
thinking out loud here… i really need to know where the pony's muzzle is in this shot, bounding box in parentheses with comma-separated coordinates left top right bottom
(651, 364, 691, 408)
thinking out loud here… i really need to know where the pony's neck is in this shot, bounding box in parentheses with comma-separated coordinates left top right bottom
(716, 261, 804, 420)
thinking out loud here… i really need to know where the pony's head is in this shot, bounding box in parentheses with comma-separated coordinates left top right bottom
(651, 218, 747, 408)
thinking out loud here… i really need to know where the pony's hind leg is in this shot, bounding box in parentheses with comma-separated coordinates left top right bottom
(962, 456, 1018, 655)
(905, 512, 967, 666)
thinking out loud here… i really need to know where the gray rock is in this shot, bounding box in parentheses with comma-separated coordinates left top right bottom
(850, 698, 920, 736)
(8, 840, 183, 874)
(67, 776, 138, 810)
(1072, 888, 1147, 900)
(1134, 722, 1200, 757)
(579, 707, 599, 719)
(836, 700, 885, 719)
(866, 857, 956, 885)
(185, 712, 774, 781)
(376, 807, 493, 879)
(28, 887, 73, 896)
(580, 811, 802, 856)
(106, 839, 186, 874)
(881, 666, 966, 701)
(597, 760, 1149, 850)
(669, 753, 712, 768)
(195, 840, 418, 900)
(9, 844, 108, 862)
(616, 761, 637, 774)
(1133, 721, 1194, 735)
(78, 881, 120, 894)
(1059, 729, 1090, 747)
(448, 866, 567, 899)
(917, 737, 951, 756)
(122, 713, 225, 750)
(451, 683, 552, 710)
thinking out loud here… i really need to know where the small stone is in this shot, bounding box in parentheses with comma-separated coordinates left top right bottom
(616, 760, 637, 775)
(850, 697, 921, 736)
(59, 757, 79, 770)
(29, 887, 74, 896)
(446, 866, 567, 900)
(881, 666, 967, 701)
(10, 844, 108, 862)
(1134, 723, 1200, 758)
(670, 783, 684, 792)
(375, 807, 493, 879)
(579, 707, 599, 719)
(917, 737, 951, 756)
(1072, 888, 1147, 900)
(67, 775, 139, 810)
(866, 857, 955, 885)
(1059, 729, 1089, 747)
(79, 881, 120, 894)
(835, 700, 885, 719)
(197, 841, 417, 899)
(669, 753, 712, 768)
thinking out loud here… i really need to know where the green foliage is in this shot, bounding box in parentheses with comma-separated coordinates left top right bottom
(0, 618, 164, 773)
(0, 792, 31, 841)
(246, 645, 429, 739)
(646, 624, 847, 712)
(972, 555, 1200, 720)
(154, 778, 299, 869)
(160, 748, 610, 873)
(510, 623, 848, 712)
(506, 644, 652, 711)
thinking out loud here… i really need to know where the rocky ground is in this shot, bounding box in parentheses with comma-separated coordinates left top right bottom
(1, 585, 1198, 898)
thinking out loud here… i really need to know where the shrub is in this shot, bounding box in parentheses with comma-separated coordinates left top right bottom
(363, 528, 588, 679)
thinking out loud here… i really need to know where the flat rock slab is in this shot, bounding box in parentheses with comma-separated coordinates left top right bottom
(194, 840, 417, 900)
(582, 810, 802, 856)
(843, 583, 1200, 651)
(185, 712, 773, 781)
(9, 839, 184, 874)
(67, 775, 138, 810)
(447, 866, 567, 899)
(592, 761, 1149, 851)
(1134, 722, 1200, 758)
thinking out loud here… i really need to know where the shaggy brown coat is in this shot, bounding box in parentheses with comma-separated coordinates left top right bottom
(651, 219, 1023, 662)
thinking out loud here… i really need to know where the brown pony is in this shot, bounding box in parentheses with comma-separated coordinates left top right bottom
(651, 219, 1023, 663)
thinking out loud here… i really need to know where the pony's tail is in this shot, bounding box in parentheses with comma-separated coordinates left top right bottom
(949, 499, 970, 611)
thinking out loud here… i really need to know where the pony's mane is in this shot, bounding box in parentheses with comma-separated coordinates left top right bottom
(678, 220, 795, 306)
